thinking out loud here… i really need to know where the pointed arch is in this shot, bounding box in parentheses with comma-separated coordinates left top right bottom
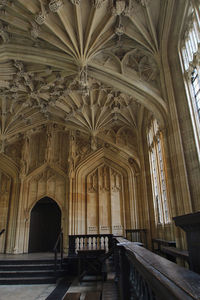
(28, 197, 61, 253)
(69, 147, 140, 235)
(14, 164, 68, 253)
(0, 154, 20, 253)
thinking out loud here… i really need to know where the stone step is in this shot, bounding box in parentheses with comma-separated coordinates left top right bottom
(0, 263, 68, 271)
(0, 257, 68, 284)
(0, 276, 57, 285)
(63, 292, 81, 300)
(85, 291, 101, 300)
(0, 258, 68, 265)
(0, 269, 67, 278)
(102, 281, 119, 300)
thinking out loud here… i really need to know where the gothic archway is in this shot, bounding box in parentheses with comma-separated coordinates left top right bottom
(28, 197, 61, 253)
(70, 148, 140, 235)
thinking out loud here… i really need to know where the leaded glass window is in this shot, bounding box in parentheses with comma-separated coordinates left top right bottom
(148, 119, 170, 224)
(191, 68, 200, 121)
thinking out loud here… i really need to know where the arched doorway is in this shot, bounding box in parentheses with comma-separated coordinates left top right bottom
(28, 197, 61, 252)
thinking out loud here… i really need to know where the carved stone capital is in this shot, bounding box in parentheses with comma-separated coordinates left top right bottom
(70, 0, 80, 5)
(111, 0, 126, 16)
(0, 21, 9, 43)
(49, 0, 63, 12)
(30, 21, 41, 39)
(0, 0, 7, 9)
(135, 0, 150, 7)
(115, 22, 124, 36)
(35, 9, 48, 25)
(92, 0, 106, 8)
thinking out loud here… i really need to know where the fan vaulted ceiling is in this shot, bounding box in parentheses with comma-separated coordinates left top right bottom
(0, 0, 170, 145)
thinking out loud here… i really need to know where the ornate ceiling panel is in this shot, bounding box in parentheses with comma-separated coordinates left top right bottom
(0, 0, 169, 145)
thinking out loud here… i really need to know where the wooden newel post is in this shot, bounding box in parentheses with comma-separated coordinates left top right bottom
(68, 235, 76, 256)
(173, 212, 200, 274)
(118, 246, 130, 300)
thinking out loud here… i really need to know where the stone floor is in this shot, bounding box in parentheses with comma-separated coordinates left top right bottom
(0, 284, 56, 300)
(0, 253, 63, 300)
(0, 254, 118, 300)
(64, 276, 103, 300)
(62, 258, 118, 300)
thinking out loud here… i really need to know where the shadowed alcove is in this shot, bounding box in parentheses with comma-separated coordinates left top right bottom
(28, 197, 61, 253)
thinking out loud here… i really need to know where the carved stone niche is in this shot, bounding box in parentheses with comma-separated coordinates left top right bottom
(85, 163, 124, 235)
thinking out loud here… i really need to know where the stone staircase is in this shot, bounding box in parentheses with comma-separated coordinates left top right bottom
(0, 257, 68, 284)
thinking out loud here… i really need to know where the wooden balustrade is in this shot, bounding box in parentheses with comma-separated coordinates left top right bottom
(114, 237, 200, 300)
(125, 229, 147, 247)
(68, 234, 113, 256)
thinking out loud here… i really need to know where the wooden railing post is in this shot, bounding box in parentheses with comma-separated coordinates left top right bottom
(68, 235, 76, 256)
(118, 246, 130, 300)
(108, 234, 113, 250)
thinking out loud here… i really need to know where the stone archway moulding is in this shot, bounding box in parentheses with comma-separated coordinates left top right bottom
(14, 164, 68, 254)
(69, 148, 140, 235)
(0, 154, 20, 253)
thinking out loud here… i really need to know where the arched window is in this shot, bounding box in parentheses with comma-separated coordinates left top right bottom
(180, 2, 200, 156)
(147, 119, 170, 224)
(191, 67, 200, 121)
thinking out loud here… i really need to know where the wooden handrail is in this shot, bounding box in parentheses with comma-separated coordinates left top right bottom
(114, 237, 200, 300)
(53, 229, 63, 273)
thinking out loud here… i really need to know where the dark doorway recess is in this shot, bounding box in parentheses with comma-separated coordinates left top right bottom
(29, 197, 61, 253)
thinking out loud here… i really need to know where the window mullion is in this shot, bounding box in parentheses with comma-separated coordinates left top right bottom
(149, 149, 159, 223)
(159, 133, 170, 223)
(154, 135, 164, 224)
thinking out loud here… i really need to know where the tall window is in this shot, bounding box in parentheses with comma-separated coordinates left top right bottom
(181, 7, 200, 72)
(191, 67, 200, 121)
(147, 119, 169, 224)
(180, 3, 200, 155)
